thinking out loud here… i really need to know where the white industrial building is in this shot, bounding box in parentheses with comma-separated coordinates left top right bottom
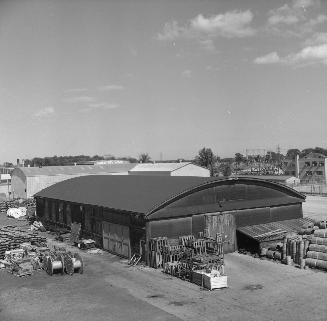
(128, 162, 210, 177)
(11, 164, 135, 199)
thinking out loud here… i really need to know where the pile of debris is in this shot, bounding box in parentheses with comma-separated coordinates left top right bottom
(0, 198, 36, 214)
(0, 245, 49, 277)
(0, 225, 47, 259)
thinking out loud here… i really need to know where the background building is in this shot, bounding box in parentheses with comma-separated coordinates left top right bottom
(11, 164, 135, 199)
(284, 152, 327, 184)
(128, 162, 210, 177)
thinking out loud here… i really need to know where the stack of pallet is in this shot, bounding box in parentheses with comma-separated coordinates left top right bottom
(306, 227, 327, 270)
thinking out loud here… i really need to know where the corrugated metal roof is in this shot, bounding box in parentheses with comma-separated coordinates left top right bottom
(237, 217, 313, 242)
(129, 162, 191, 172)
(13, 164, 136, 177)
(35, 176, 306, 215)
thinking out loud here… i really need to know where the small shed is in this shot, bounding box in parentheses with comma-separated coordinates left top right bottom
(128, 162, 210, 177)
(11, 164, 136, 199)
(34, 176, 305, 260)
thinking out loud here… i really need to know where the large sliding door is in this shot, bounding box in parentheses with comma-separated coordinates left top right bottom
(103, 222, 131, 258)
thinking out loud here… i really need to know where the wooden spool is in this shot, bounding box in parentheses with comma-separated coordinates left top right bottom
(63, 252, 83, 275)
(44, 254, 64, 275)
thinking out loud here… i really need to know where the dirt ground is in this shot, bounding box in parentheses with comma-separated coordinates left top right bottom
(1, 198, 327, 321)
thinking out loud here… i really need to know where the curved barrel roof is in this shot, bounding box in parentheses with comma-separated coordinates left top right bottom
(35, 176, 305, 218)
(12, 164, 135, 177)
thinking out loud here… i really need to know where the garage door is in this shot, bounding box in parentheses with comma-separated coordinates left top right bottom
(103, 222, 131, 258)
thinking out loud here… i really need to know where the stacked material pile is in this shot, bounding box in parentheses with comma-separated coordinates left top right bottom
(0, 199, 36, 214)
(149, 234, 226, 289)
(260, 233, 310, 267)
(0, 244, 49, 277)
(0, 225, 46, 259)
(306, 223, 327, 270)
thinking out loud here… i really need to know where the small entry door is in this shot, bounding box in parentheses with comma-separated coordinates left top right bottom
(204, 212, 236, 253)
(103, 222, 131, 258)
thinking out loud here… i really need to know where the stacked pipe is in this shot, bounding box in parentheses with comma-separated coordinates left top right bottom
(306, 226, 327, 270)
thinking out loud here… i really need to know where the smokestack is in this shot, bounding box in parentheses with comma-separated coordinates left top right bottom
(295, 154, 300, 178)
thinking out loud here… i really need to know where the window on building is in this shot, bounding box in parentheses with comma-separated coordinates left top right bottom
(306, 171, 313, 176)
(312, 161, 318, 167)
(305, 162, 311, 167)
(316, 171, 323, 175)
(319, 162, 325, 167)
(291, 171, 296, 176)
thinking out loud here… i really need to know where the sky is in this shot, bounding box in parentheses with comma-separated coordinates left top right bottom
(1, 0, 327, 163)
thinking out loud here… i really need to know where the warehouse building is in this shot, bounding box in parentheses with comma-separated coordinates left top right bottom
(11, 164, 135, 199)
(128, 162, 210, 177)
(246, 175, 300, 187)
(35, 176, 306, 260)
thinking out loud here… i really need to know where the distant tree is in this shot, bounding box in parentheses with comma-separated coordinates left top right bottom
(138, 153, 151, 163)
(222, 164, 232, 177)
(311, 147, 327, 156)
(3, 162, 13, 167)
(234, 153, 246, 164)
(286, 149, 301, 159)
(194, 147, 218, 176)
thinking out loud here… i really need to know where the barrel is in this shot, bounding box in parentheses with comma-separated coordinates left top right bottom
(286, 255, 292, 265)
(282, 239, 287, 260)
(310, 237, 327, 246)
(260, 247, 268, 257)
(304, 239, 310, 257)
(266, 250, 275, 259)
(292, 240, 297, 260)
(313, 229, 327, 238)
(308, 244, 327, 254)
(305, 258, 327, 270)
(274, 251, 282, 261)
(307, 251, 327, 261)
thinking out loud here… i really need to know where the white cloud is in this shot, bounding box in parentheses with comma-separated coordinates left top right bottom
(181, 69, 192, 78)
(80, 102, 119, 113)
(63, 96, 95, 103)
(97, 85, 124, 91)
(190, 11, 256, 38)
(157, 21, 184, 41)
(157, 10, 256, 49)
(64, 88, 87, 94)
(267, 0, 324, 35)
(254, 43, 327, 66)
(290, 43, 327, 64)
(305, 32, 327, 45)
(254, 52, 281, 64)
(293, 0, 319, 9)
(34, 107, 55, 118)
